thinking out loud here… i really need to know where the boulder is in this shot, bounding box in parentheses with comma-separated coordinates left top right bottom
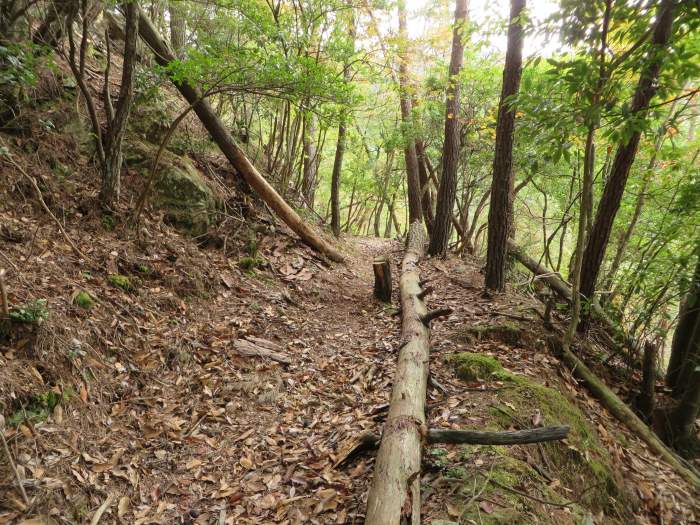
(126, 141, 222, 235)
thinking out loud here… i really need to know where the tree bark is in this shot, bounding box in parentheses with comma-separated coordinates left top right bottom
(429, 0, 467, 257)
(136, 8, 344, 262)
(666, 252, 700, 394)
(365, 222, 429, 525)
(330, 12, 355, 237)
(168, 0, 185, 57)
(415, 139, 434, 233)
(637, 341, 657, 422)
(373, 257, 392, 303)
(302, 112, 319, 206)
(579, 0, 676, 310)
(397, 0, 423, 224)
(484, 0, 525, 291)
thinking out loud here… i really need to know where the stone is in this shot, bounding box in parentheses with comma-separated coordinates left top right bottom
(126, 141, 222, 235)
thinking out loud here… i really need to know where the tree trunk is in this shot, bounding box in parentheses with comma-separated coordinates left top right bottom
(302, 112, 319, 206)
(484, 0, 525, 291)
(365, 222, 429, 525)
(429, 0, 467, 257)
(100, 1, 137, 208)
(579, 0, 676, 310)
(668, 321, 700, 453)
(415, 140, 434, 233)
(330, 11, 355, 237)
(668, 251, 700, 397)
(397, 0, 423, 224)
(135, 7, 344, 262)
(168, 0, 185, 57)
(636, 341, 657, 423)
(373, 257, 392, 303)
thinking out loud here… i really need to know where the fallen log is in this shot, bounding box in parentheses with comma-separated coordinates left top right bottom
(134, 9, 344, 263)
(427, 426, 569, 445)
(507, 241, 638, 354)
(549, 335, 700, 489)
(365, 221, 431, 525)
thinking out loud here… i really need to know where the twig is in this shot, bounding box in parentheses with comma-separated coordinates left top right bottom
(0, 268, 9, 317)
(90, 493, 114, 525)
(0, 415, 30, 506)
(483, 474, 573, 508)
(0, 143, 87, 261)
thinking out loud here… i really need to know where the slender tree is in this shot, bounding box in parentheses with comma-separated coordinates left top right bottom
(484, 0, 525, 291)
(330, 10, 355, 237)
(67, 0, 138, 209)
(169, 0, 186, 57)
(429, 0, 468, 256)
(397, 0, 423, 224)
(667, 249, 700, 396)
(578, 0, 676, 312)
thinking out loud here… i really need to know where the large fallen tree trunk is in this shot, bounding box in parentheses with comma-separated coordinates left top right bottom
(134, 9, 344, 263)
(549, 336, 700, 489)
(365, 222, 430, 525)
(507, 241, 637, 352)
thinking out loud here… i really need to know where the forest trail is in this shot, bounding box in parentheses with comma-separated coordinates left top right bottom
(1, 216, 698, 523)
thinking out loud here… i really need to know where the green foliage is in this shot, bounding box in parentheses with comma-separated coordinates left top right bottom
(10, 299, 49, 324)
(239, 256, 264, 274)
(108, 274, 134, 291)
(8, 389, 70, 426)
(73, 291, 94, 310)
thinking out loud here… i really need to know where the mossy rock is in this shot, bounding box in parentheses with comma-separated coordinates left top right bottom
(108, 274, 134, 291)
(125, 141, 222, 235)
(452, 452, 587, 525)
(457, 322, 522, 346)
(448, 352, 508, 381)
(73, 291, 94, 310)
(490, 376, 622, 514)
(449, 354, 628, 520)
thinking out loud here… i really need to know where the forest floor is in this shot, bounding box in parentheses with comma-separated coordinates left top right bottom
(0, 111, 698, 523)
(1, 198, 699, 525)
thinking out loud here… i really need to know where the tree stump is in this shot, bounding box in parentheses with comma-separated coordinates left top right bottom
(373, 257, 392, 303)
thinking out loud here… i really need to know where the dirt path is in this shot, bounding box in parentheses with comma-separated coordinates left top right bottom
(2, 230, 698, 525)
(86, 235, 403, 525)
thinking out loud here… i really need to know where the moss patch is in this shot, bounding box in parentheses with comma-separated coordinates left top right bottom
(449, 353, 628, 520)
(108, 274, 134, 291)
(451, 451, 587, 525)
(73, 291, 94, 310)
(448, 352, 506, 381)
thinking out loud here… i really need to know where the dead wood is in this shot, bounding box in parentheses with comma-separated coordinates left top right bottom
(336, 426, 569, 468)
(549, 335, 700, 489)
(0, 268, 9, 318)
(420, 307, 453, 326)
(365, 221, 429, 525)
(232, 339, 291, 365)
(372, 256, 392, 302)
(508, 241, 638, 354)
(134, 8, 345, 263)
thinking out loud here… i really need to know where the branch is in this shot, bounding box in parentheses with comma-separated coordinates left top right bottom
(420, 307, 453, 326)
(427, 426, 570, 445)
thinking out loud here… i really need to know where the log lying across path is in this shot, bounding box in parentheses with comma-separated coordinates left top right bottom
(135, 9, 344, 263)
(336, 426, 570, 468)
(365, 222, 431, 525)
